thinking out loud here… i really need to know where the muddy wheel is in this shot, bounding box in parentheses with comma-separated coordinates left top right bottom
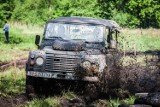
(26, 76, 39, 98)
(84, 82, 100, 100)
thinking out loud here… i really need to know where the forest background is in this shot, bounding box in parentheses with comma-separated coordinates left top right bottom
(0, 0, 160, 28)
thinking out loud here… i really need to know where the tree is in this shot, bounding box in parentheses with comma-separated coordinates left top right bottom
(0, 0, 16, 27)
(0, 0, 160, 28)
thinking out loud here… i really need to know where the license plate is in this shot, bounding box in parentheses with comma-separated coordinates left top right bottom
(27, 71, 78, 80)
(27, 71, 53, 78)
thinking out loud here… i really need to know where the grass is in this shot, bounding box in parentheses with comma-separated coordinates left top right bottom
(24, 97, 60, 107)
(120, 28, 160, 52)
(9, 21, 43, 35)
(108, 96, 135, 107)
(0, 68, 25, 97)
(0, 22, 43, 63)
(119, 28, 160, 67)
(23, 91, 77, 107)
(23, 93, 135, 107)
(0, 46, 28, 62)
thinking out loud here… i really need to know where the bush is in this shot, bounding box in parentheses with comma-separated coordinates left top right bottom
(9, 36, 23, 44)
(110, 10, 140, 28)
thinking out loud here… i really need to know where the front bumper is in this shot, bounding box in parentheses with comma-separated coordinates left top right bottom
(26, 71, 99, 82)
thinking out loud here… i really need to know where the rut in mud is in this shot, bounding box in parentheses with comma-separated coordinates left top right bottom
(0, 59, 26, 71)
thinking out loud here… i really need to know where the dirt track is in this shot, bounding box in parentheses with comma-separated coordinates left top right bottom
(0, 59, 26, 71)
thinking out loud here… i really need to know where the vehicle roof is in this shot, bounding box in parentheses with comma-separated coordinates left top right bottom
(48, 16, 120, 31)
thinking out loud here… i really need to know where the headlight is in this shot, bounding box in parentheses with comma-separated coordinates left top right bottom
(36, 57, 44, 66)
(82, 61, 91, 68)
(30, 54, 35, 59)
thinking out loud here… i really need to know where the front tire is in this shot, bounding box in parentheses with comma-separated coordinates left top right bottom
(26, 76, 39, 98)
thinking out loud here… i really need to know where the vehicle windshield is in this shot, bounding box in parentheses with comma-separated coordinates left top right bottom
(45, 23, 105, 42)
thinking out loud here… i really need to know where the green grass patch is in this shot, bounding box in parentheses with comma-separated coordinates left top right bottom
(24, 91, 77, 107)
(24, 94, 135, 107)
(24, 97, 60, 107)
(0, 23, 43, 62)
(108, 96, 135, 107)
(119, 29, 160, 52)
(0, 68, 25, 97)
(0, 46, 28, 62)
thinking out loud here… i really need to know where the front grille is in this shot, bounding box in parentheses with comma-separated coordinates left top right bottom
(45, 52, 80, 72)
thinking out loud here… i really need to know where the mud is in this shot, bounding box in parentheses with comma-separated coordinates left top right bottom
(0, 59, 26, 71)
(0, 62, 8, 66)
(0, 94, 28, 107)
(0, 94, 103, 107)
(60, 97, 86, 107)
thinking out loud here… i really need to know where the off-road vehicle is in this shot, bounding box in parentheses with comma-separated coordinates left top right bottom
(25, 17, 120, 96)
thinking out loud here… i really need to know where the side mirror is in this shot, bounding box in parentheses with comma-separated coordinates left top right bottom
(35, 35, 40, 47)
(109, 40, 117, 49)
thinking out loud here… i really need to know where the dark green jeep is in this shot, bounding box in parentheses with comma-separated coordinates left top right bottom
(25, 17, 120, 96)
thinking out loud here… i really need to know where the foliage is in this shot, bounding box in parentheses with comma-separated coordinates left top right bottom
(110, 9, 140, 28)
(25, 97, 60, 107)
(108, 96, 135, 107)
(124, 0, 160, 28)
(0, 68, 25, 96)
(121, 96, 136, 104)
(98, 0, 160, 28)
(0, 0, 16, 27)
(109, 98, 121, 107)
(11, 0, 101, 26)
(0, 0, 160, 28)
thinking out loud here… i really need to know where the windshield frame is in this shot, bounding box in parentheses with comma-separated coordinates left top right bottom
(43, 22, 106, 43)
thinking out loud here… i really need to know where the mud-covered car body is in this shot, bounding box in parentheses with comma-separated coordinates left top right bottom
(26, 17, 120, 82)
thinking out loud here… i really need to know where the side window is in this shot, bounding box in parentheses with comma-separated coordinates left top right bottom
(107, 28, 118, 49)
(111, 30, 117, 41)
(105, 29, 109, 47)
